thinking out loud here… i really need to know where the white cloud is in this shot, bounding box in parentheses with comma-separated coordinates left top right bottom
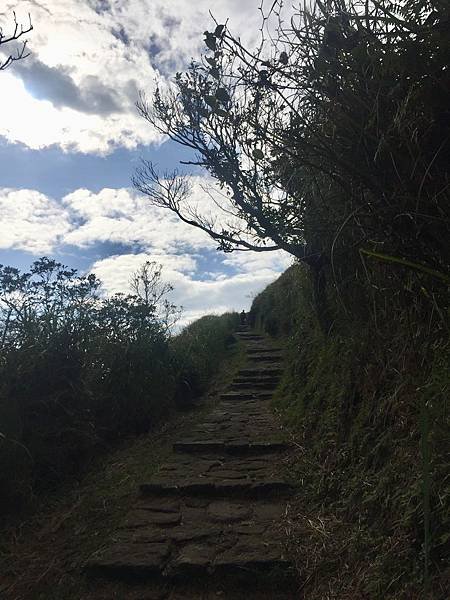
(0, 177, 288, 259)
(0, 1, 297, 321)
(91, 251, 197, 295)
(0, 0, 262, 154)
(224, 250, 293, 274)
(0, 180, 290, 321)
(0, 188, 73, 253)
(0, 66, 159, 155)
(0, 178, 264, 257)
(62, 182, 220, 251)
(91, 251, 285, 325)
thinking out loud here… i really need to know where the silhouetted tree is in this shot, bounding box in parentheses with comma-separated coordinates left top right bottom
(135, 0, 449, 332)
(130, 260, 182, 332)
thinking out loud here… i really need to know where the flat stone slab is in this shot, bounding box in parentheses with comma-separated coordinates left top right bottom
(140, 453, 291, 497)
(173, 439, 288, 455)
(234, 334, 263, 340)
(171, 398, 285, 454)
(141, 479, 292, 497)
(88, 542, 171, 577)
(233, 374, 280, 383)
(246, 347, 282, 354)
(87, 497, 292, 582)
(229, 381, 278, 391)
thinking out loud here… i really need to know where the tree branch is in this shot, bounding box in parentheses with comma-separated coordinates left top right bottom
(0, 12, 33, 71)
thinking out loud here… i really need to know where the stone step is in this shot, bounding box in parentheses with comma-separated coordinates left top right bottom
(140, 478, 293, 497)
(246, 347, 282, 354)
(229, 381, 278, 391)
(87, 328, 294, 591)
(173, 439, 288, 455)
(216, 399, 275, 417)
(170, 414, 283, 452)
(233, 375, 280, 384)
(139, 453, 291, 498)
(247, 354, 282, 363)
(238, 367, 283, 377)
(220, 391, 273, 401)
(86, 497, 294, 583)
(200, 402, 274, 420)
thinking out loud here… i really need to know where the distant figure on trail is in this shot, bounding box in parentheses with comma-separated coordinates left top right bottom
(240, 310, 247, 326)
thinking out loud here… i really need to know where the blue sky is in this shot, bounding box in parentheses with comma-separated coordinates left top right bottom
(0, 1, 291, 325)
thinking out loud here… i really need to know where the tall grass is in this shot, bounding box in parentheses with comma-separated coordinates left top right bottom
(171, 313, 239, 405)
(250, 263, 448, 598)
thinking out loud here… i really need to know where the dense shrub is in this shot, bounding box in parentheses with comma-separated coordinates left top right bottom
(250, 264, 448, 598)
(0, 258, 238, 510)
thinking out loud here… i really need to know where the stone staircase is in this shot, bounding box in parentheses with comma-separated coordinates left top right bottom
(86, 326, 294, 591)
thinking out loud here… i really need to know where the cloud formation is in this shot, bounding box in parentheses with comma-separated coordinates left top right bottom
(15, 58, 122, 115)
(0, 178, 255, 257)
(0, 0, 262, 154)
(0, 188, 72, 254)
(62, 182, 220, 251)
(0, 2, 293, 322)
(91, 250, 291, 325)
(0, 179, 291, 321)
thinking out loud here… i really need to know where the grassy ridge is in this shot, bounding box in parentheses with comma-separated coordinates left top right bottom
(250, 264, 448, 599)
(171, 313, 239, 405)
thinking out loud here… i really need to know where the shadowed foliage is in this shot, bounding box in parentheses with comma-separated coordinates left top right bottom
(250, 264, 448, 599)
(0, 258, 238, 511)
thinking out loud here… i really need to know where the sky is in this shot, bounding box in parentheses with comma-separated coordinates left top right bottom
(0, 1, 292, 326)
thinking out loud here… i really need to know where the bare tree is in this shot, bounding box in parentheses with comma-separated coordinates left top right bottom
(0, 11, 33, 71)
(130, 260, 172, 305)
(130, 260, 182, 333)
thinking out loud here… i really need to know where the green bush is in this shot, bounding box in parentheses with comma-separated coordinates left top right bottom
(0, 259, 239, 510)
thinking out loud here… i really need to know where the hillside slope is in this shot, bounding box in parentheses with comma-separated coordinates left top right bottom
(250, 264, 448, 600)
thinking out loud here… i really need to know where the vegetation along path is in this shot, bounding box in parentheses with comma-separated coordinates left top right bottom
(87, 325, 296, 596)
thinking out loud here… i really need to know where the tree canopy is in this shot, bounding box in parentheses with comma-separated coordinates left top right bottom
(135, 0, 449, 282)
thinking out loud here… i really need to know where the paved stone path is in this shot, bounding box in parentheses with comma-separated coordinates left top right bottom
(87, 327, 294, 591)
